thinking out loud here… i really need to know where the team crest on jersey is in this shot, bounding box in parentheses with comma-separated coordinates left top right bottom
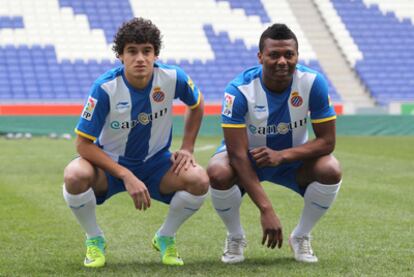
(81, 96, 97, 121)
(290, 92, 303, 107)
(152, 87, 165, 102)
(222, 92, 235, 117)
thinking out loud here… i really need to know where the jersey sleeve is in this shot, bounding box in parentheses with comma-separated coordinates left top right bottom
(174, 67, 201, 109)
(221, 84, 248, 128)
(309, 73, 336, 123)
(74, 83, 110, 141)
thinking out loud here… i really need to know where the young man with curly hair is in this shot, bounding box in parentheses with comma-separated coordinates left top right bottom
(63, 17, 209, 267)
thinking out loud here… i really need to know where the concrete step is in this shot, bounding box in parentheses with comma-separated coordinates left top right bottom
(288, 0, 375, 107)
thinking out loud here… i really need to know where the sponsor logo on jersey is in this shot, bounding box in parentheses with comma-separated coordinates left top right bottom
(248, 124, 257, 134)
(187, 77, 195, 92)
(152, 87, 165, 102)
(116, 101, 130, 110)
(81, 96, 97, 121)
(138, 112, 150, 125)
(290, 92, 303, 107)
(222, 92, 235, 117)
(254, 105, 267, 112)
(276, 122, 290, 135)
(110, 108, 168, 129)
(248, 118, 307, 136)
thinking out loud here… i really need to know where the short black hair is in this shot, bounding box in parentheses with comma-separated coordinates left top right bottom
(112, 17, 162, 57)
(259, 23, 298, 52)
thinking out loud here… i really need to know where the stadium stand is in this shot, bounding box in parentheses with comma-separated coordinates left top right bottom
(0, 0, 413, 107)
(0, 0, 340, 103)
(317, 0, 414, 106)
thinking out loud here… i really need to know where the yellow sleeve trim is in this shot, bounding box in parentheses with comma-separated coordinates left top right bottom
(189, 91, 201, 110)
(311, 115, 337, 124)
(221, 123, 246, 128)
(75, 128, 97, 141)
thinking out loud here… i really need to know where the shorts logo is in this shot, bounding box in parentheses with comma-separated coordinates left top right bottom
(222, 92, 235, 117)
(290, 92, 303, 107)
(152, 87, 165, 102)
(81, 96, 97, 121)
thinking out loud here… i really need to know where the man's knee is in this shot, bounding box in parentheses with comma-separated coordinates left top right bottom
(298, 155, 342, 186)
(207, 162, 234, 190)
(63, 159, 94, 194)
(184, 165, 210, 195)
(316, 156, 342, 184)
(324, 159, 342, 184)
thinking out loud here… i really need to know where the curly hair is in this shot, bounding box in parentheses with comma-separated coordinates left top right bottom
(259, 23, 298, 52)
(112, 17, 162, 57)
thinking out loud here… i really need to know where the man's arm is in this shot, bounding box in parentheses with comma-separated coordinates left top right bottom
(171, 94, 204, 174)
(76, 135, 151, 210)
(224, 127, 283, 249)
(181, 94, 204, 152)
(251, 120, 336, 167)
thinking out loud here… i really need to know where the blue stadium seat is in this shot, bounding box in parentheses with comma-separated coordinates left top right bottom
(216, 0, 271, 23)
(332, 0, 414, 104)
(2, 0, 411, 105)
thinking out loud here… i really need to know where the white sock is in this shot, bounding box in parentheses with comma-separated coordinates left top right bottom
(157, 190, 207, 237)
(292, 180, 342, 237)
(210, 186, 244, 238)
(63, 185, 103, 239)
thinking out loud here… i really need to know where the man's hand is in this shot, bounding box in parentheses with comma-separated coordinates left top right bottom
(170, 149, 195, 175)
(122, 172, 151, 210)
(261, 209, 283, 249)
(250, 147, 283, 167)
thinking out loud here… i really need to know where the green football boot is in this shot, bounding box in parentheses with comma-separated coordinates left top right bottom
(152, 233, 184, 266)
(84, 236, 106, 268)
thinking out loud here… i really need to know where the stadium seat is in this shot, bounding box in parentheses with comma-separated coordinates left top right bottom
(1, 0, 412, 105)
(328, 0, 414, 104)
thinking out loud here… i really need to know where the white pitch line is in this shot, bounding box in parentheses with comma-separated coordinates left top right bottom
(195, 144, 216, 152)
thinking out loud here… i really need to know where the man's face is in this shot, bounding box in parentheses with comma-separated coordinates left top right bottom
(258, 38, 298, 84)
(119, 43, 157, 81)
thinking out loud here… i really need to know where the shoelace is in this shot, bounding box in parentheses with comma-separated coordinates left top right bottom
(161, 237, 179, 258)
(86, 238, 104, 255)
(296, 236, 313, 255)
(87, 246, 101, 258)
(86, 238, 102, 246)
(225, 237, 246, 255)
(165, 245, 179, 257)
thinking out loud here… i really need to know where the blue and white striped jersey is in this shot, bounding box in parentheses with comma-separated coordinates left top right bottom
(75, 62, 201, 166)
(221, 64, 336, 151)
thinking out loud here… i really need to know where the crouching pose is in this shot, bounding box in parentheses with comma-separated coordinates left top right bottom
(63, 17, 209, 267)
(207, 23, 342, 264)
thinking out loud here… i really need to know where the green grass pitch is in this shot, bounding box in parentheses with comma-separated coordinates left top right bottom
(0, 136, 413, 276)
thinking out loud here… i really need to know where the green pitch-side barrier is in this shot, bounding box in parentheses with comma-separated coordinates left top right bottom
(402, 103, 414, 115)
(0, 115, 413, 136)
